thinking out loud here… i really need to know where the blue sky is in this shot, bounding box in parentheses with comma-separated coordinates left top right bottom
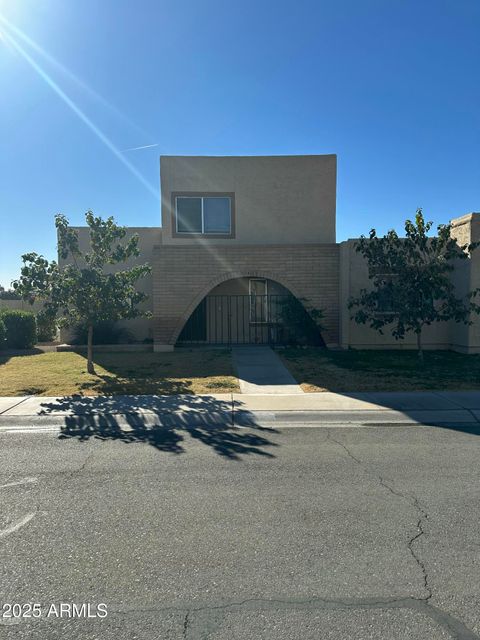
(0, 0, 479, 288)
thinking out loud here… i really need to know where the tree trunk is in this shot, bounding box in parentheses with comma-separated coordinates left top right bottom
(87, 324, 96, 375)
(416, 330, 424, 363)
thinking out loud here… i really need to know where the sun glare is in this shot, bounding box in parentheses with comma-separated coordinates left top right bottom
(0, 13, 159, 201)
(0, 12, 149, 139)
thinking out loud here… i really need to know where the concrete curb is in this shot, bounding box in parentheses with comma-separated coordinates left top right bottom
(0, 411, 234, 431)
(1, 408, 479, 432)
(234, 409, 479, 426)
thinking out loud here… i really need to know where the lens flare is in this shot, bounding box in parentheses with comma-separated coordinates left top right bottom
(0, 14, 235, 276)
(0, 26, 159, 200)
(0, 13, 149, 139)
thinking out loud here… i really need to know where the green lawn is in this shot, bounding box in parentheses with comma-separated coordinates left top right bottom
(0, 349, 239, 396)
(279, 347, 480, 392)
(3, 346, 477, 397)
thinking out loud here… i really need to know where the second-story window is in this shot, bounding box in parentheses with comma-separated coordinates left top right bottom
(175, 195, 232, 235)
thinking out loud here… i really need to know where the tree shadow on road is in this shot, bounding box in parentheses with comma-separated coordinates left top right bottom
(39, 395, 278, 460)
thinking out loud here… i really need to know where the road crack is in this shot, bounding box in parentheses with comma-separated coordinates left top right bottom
(182, 611, 190, 639)
(68, 450, 94, 478)
(113, 595, 480, 639)
(327, 430, 432, 601)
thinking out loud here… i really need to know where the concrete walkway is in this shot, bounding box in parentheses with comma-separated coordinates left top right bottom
(232, 346, 304, 394)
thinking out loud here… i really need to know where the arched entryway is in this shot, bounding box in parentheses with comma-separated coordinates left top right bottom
(176, 277, 324, 347)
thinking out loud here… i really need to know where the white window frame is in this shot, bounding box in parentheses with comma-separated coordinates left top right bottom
(175, 196, 232, 235)
(249, 278, 268, 323)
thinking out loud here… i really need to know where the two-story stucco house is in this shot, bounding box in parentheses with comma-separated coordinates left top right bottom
(63, 154, 480, 354)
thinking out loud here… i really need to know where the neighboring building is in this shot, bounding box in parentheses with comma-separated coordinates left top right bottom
(62, 154, 480, 353)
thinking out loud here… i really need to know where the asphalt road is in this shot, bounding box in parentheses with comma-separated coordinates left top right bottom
(0, 423, 479, 639)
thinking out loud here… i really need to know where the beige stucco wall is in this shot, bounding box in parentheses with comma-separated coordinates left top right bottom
(59, 227, 159, 343)
(160, 155, 336, 245)
(339, 240, 451, 350)
(339, 214, 480, 352)
(0, 299, 44, 314)
(450, 213, 480, 353)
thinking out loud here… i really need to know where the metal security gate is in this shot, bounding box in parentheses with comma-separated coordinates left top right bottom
(177, 294, 323, 346)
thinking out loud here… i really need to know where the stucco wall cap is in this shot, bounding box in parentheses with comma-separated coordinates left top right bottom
(160, 153, 337, 160)
(451, 213, 480, 227)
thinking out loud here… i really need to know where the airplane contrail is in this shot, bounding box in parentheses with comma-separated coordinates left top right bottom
(0, 27, 159, 200)
(123, 143, 159, 152)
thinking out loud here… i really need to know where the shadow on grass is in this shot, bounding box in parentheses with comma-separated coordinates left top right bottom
(39, 395, 278, 460)
(73, 349, 239, 395)
(281, 347, 480, 392)
(77, 374, 196, 395)
(0, 348, 44, 364)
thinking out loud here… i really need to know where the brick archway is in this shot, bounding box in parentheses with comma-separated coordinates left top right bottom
(170, 270, 305, 345)
(153, 243, 339, 349)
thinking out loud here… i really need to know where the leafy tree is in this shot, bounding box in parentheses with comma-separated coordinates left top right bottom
(13, 211, 151, 374)
(349, 209, 480, 359)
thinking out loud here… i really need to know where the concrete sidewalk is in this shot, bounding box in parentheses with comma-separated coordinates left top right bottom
(1, 391, 480, 429)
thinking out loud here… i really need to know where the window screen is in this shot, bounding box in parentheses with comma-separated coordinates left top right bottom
(175, 195, 232, 234)
(176, 197, 202, 233)
(203, 197, 231, 234)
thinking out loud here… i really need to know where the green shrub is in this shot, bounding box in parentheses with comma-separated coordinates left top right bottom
(0, 309, 37, 349)
(0, 317, 6, 348)
(277, 297, 325, 347)
(36, 312, 57, 342)
(71, 320, 134, 345)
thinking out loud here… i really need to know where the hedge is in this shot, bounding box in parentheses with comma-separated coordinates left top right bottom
(36, 313, 57, 342)
(0, 317, 6, 348)
(0, 309, 37, 349)
(71, 320, 134, 345)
